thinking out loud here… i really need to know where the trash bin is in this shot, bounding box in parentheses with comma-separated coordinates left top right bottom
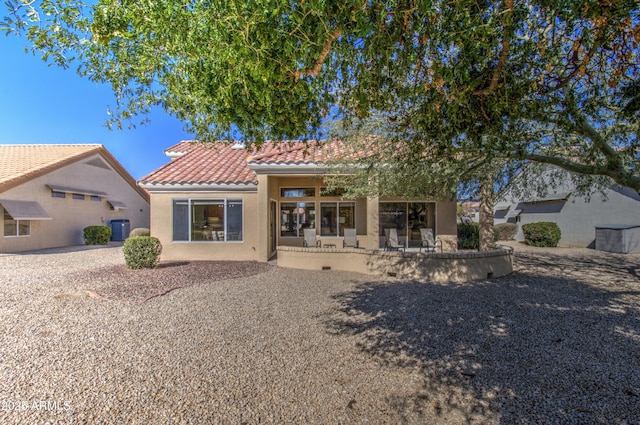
(110, 219, 131, 241)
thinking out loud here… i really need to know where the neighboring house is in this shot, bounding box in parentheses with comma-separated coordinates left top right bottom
(0, 144, 150, 253)
(458, 200, 480, 223)
(139, 140, 458, 262)
(494, 166, 640, 247)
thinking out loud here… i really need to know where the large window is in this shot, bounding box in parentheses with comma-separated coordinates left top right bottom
(280, 202, 315, 237)
(3, 211, 29, 237)
(320, 202, 355, 236)
(379, 202, 435, 248)
(172, 199, 243, 242)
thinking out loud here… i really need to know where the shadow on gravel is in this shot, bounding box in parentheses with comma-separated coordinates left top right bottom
(325, 250, 640, 424)
(8, 242, 123, 255)
(156, 261, 191, 269)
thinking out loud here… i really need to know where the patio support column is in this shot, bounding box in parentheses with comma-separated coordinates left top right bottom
(366, 196, 379, 250)
(256, 174, 270, 262)
(436, 198, 459, 252)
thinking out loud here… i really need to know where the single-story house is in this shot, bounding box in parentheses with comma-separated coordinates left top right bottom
(0, 144, 150, 253)
(139, 140, 459, 263)
(494, 166, 640, 248)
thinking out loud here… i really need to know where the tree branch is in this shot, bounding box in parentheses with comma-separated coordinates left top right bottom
(506, 151, 640, 192)
(562, 88, 621, 165)
(293, 28, 341, 80)
(474, 0, 513, 96)
(551, 9, 610, 92)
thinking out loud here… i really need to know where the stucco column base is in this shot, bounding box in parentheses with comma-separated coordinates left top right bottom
(439, 234, 458, 252)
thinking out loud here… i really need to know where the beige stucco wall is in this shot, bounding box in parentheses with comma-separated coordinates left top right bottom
(149, 174, 459, 262)
(0, 154, 149, 253)
(149, 191, 260, 262)
(436, 200, 458, 251)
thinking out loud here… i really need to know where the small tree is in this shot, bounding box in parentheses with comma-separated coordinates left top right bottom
(458, 222, 480, 250)
(83, 226, 111, 245)
(123, 236, 162, 269)
(494, 223, 518, 241)
(522, 222, 561, 247)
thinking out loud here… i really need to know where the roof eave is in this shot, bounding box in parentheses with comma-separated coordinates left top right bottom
(248, 163, 331, 175)
(139, 182, 258, 193)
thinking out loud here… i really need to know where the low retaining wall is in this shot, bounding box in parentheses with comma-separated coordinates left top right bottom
(277, 247, 513, 283)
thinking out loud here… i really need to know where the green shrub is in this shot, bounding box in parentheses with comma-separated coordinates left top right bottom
(129, 227, 151, 237)
(494, 223, 518, 241)
(522, 222, 561, 247)
(123, 236, 162, 269)
(83, 225, 112, 245)
(458, 222, 479, 250)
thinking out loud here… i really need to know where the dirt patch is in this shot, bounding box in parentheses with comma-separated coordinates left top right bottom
(70, 261, 274, 304)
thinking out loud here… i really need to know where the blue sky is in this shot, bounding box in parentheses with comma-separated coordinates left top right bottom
(0, 29, 193, 180)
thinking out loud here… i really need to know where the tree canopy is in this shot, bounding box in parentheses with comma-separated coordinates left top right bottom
(3, 0, 639, 192)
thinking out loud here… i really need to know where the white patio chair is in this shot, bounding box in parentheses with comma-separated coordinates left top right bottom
(384, 228, 405, 251)
(342, 228, 359, 248)
(303, 228, 320, 247)
(420, 228, 442, 253)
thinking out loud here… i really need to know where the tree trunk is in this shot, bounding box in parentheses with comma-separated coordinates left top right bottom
(479, 172, 495, 251)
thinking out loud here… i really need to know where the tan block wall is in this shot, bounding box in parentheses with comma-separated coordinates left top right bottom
(0, 155, 149, 253)
(277, 247, 513, 282)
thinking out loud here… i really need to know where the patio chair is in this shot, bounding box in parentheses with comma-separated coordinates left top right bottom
(420, 228, 442, 253)
(303, 228, 320, 247)
(384, 228, 405, 251)
(342, 228, 359, 248)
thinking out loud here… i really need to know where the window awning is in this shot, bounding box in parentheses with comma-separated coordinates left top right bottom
(107, 200, 128, 210)
(523, 191, 572, 203)
(0, 200, 52, 220)
(505, 209, 522, 219)
(46, 184, 108, 197)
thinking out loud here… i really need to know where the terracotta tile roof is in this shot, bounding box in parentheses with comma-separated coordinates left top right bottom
(139, 141, 260, 185)
(0, 144, 103, 192)
(139, 139, 353, 186)
(0, 144, 149, 201)
(247, 139, 347, 164)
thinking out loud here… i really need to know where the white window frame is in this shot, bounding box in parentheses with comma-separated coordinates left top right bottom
(172, 198, 244, 243)
(3, 211, 30, 237)
(280, 201, 316, 238)
(319, 201, 356, 237)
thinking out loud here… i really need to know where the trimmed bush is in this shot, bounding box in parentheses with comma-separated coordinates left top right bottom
(522, 222, 561, 247)
(129, 227, 151, 237)
(494, 223, 518, 241)
(458, 222, 479, 250)
(83, 225, 112, 245)
(123, 236, 162, 269)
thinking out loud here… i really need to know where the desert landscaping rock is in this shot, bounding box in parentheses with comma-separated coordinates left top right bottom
(0, 242, 638, 424)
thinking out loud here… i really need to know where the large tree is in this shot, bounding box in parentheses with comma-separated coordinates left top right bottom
(3, 1, 639, 195)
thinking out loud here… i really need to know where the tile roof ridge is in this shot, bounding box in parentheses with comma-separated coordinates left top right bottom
(248, 140, 311, 162)
(139, 140, 258, 185)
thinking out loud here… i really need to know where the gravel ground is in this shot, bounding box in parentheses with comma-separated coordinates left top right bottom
(0, 242, 639, 424)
